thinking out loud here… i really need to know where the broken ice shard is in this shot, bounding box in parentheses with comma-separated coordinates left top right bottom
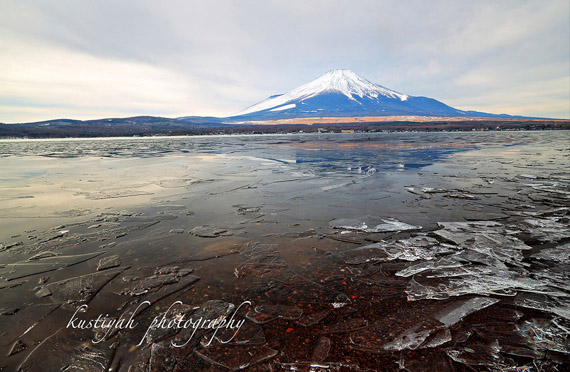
(330, 216, 420, 232)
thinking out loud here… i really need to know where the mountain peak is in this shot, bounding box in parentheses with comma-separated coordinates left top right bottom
(311, 69, 408, 102)
(322, 69, 358, 76)
(233, 69, 408, 116)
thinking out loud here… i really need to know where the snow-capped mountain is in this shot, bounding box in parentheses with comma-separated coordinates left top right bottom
(233, 70, 409, 116)
(226, 69, 508, 120)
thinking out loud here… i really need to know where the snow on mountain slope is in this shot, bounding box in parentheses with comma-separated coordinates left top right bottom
(223, 69, 522, 121)
(233, 69, 408, 116)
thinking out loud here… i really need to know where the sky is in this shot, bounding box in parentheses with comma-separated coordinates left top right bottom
(0, 0, 569, 123)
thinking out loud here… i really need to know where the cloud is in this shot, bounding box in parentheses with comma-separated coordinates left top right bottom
(0, 38, 220, 121)
(0, 0, 568, 122)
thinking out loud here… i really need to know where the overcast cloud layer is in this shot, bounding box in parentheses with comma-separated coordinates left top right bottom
(1, 0, 568, 122)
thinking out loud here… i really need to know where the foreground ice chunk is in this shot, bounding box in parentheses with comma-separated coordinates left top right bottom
(514, 292, 570, 320)
(189, 225, 229, 238)
(399, 351, 455, 372)
(382, 318, 446, 351)
(521, 217, 570, 243)
(434, 297, 500, 325)
(434, 222, 532, 262)
(405, 219, 564, 303)
(96, 254, 120, 271)
(347, 242, 436, 264)
(395, 256, 463, 277)
(41, 267, 125, 306)
(344, 234, 442, 264)
(531, 242, 570, 263)
(372, 218, 422, 232)
(421, 328, 453, 348)
(0, 252, 104, 281)
(348, 297, 499, 353)
(405, 274, 547, 301)
(445, 341, 504, 366)
(330, 216, 421, 232)
(120, 267, 198, 297)
(18, 328, 116, 371)
(382, 297, 499, 351)
(517, 318, 570, 354)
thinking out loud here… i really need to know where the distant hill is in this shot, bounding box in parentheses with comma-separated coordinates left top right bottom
(0, 116, 229, 138)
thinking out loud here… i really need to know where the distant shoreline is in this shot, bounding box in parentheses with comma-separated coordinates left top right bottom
(1, 117, 568, 139)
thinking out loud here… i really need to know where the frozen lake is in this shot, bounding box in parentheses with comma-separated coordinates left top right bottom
(0, 131, 569, 370)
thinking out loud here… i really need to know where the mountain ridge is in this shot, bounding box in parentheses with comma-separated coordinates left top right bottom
(222, 69, 525, 121)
